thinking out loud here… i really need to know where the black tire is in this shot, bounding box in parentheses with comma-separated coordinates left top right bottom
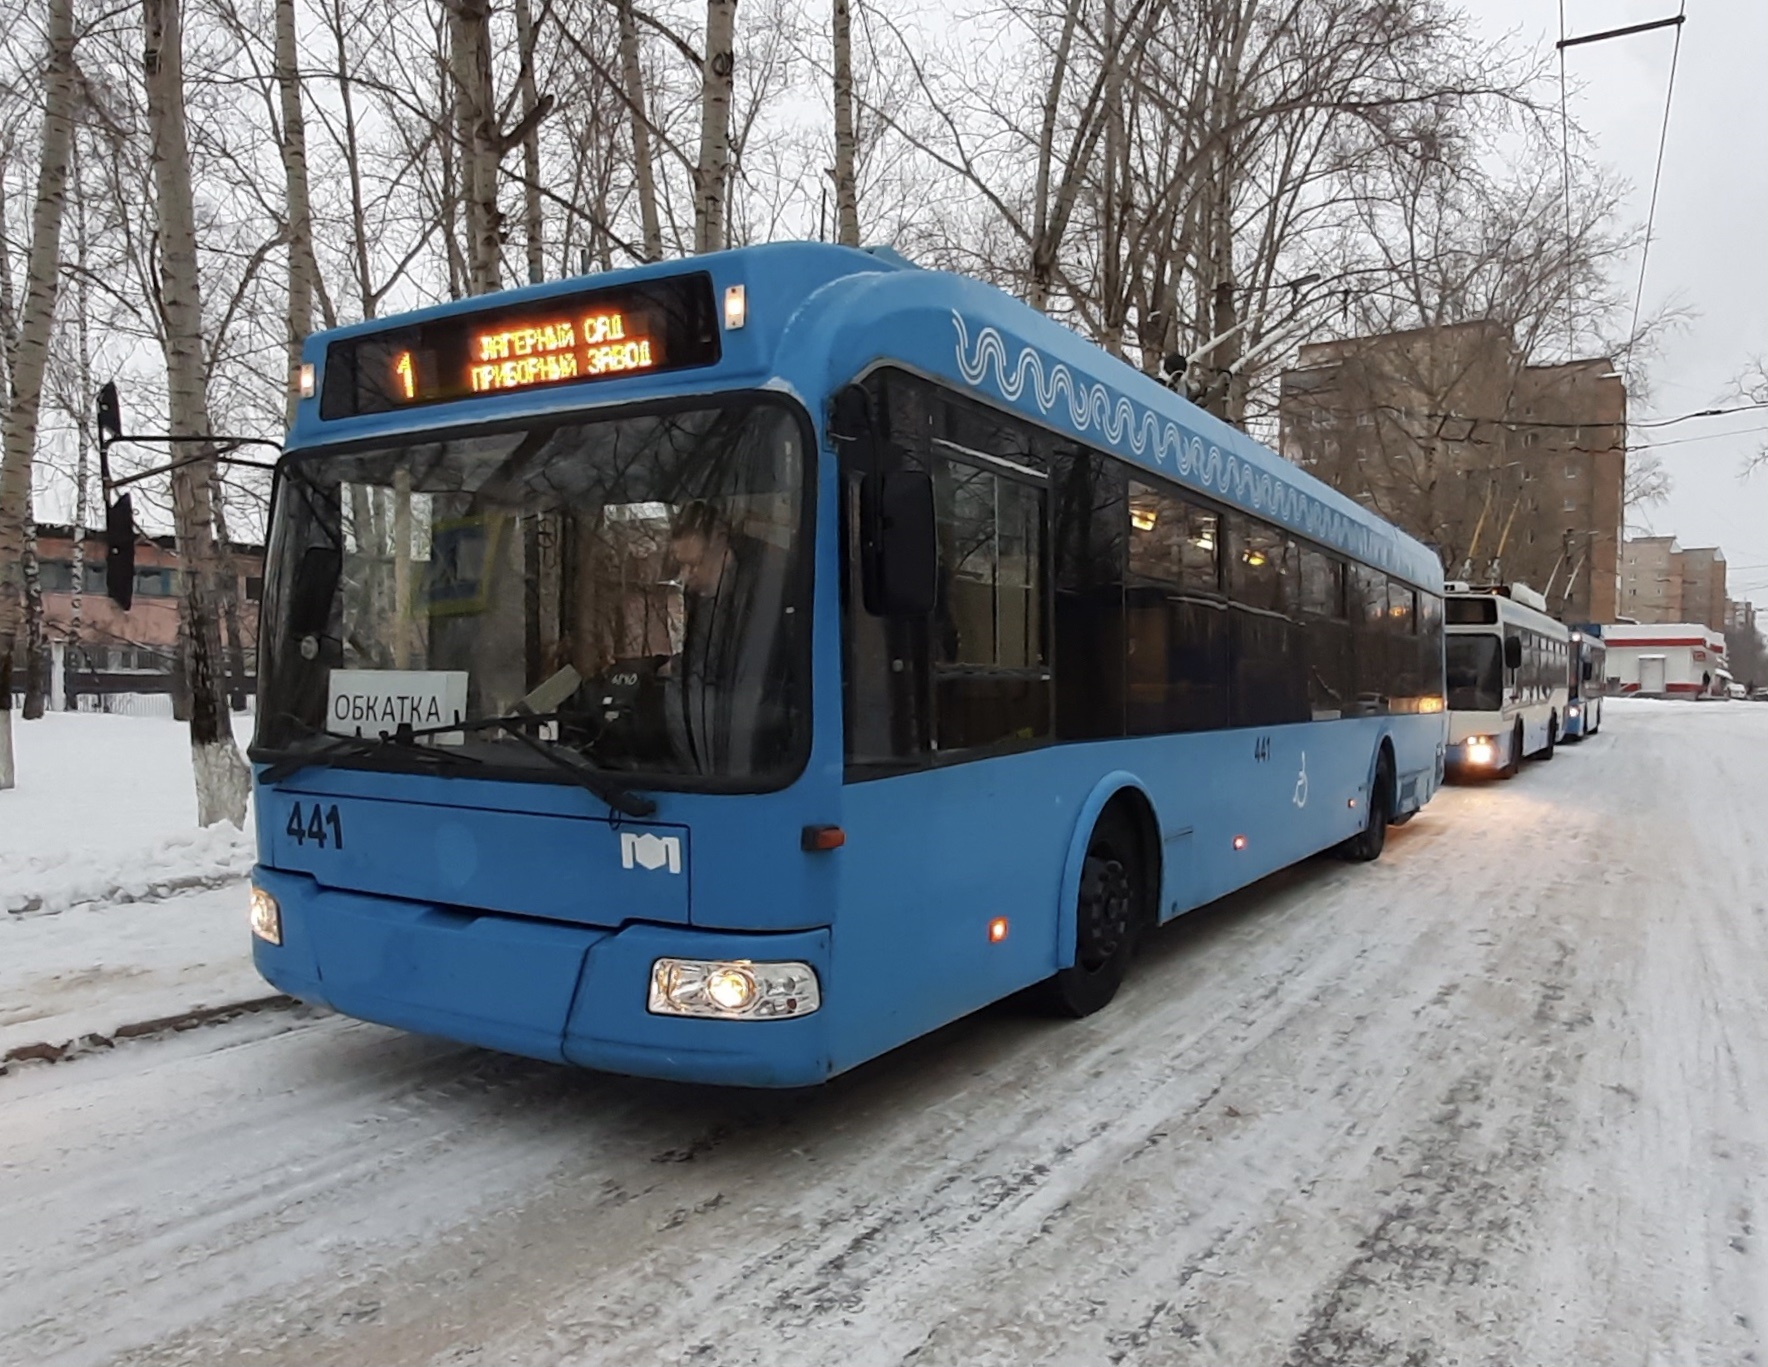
(1046, 807, 1147, 1018)
(1500, 721, 1524, 779)
(1538, 714, 1557, 761)
(1338, 752, 1392, 862)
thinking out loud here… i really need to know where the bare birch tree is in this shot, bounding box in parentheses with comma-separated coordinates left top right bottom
(831, 0, 859, 246)
(276, 0, 318, 419)
(695, 0, 737, 253)
(0, 0, 77, 790)
(143, 0, 250, 825)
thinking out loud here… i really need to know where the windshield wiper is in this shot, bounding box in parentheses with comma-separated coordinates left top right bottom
(258, 727, 485, 785)
(392, 708, 658, 818)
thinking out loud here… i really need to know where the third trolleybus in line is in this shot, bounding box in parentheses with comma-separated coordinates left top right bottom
(1563, 627, 1606, 740)
(1444, 582, 1570, 776)
(239, 242, 1448, 1086)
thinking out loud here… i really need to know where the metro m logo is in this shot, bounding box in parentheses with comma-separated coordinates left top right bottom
(620, 831, 682, 874)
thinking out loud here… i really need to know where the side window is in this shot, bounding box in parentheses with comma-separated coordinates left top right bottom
(841, 369, 931, 772)
(929, 449, 1050, 754)
(1226, 513, 1307, 727)
(1417, 592, 1444, 704)
(1128, 482, 1218, 593)
(1387, 581, 1420, 706)
(1299, 547, 1352, 719)
(1349, 564, 1390, 715)
(1125, 480, 1229, 734)
(1299, 547, 1343, 618)
(1053, 449, 1125, 739)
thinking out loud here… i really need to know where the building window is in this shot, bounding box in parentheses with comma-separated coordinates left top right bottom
(1565, 463, 1578, 479)
(1564, 497, 1577, 512)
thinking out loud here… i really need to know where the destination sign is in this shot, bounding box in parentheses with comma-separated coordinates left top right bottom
(320, 273, 720, 419)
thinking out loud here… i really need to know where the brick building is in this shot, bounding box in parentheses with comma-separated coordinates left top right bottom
(9, 525, 262, 708)
(1278, 322, 1625, 624)
(1619, 537, 1728, 630)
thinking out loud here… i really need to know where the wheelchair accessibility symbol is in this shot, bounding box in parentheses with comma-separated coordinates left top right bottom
(1292, 752, 1309, 808)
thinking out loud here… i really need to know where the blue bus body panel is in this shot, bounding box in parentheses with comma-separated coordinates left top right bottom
(258, 241, 1447, 1087)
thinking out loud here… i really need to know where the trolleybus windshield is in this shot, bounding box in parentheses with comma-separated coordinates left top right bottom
(256, 396, 812, 789)
(1446, 633, 1503, 711)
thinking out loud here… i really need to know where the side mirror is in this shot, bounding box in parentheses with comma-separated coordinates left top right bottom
(289, 544, 341, 637)
(104, 494, 135, 610)
(861, 470, 937, 617)
(827, 383, 873, 452)
(1503, 635, 1522, 671)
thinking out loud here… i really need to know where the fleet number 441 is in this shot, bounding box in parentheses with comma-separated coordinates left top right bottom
(286, 802, 345, 850)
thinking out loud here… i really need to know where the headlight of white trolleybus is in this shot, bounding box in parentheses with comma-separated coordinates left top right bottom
(649, 959, 821, 1020)
(1463, 736, 1496, 767)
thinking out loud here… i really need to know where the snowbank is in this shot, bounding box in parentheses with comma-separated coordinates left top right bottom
(0, 710, 257, 915)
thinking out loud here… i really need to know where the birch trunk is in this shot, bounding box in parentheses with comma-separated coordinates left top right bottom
(448, 0, 501, 295)
(515, 0, 545, 283)
(831, 0, 859, 247)
(617, 0, 663, 261)
(143, 0, 250, 827)
(0, 0, 77, 790)
(276, 0, 317, 424)
(694, 0, 737, 255)
(67, 133, 94, 711)
(211, 469, 249, 710)
(22, 509, 46, 719)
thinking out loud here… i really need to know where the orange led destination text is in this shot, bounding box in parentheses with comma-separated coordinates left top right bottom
(469, 312, 656, 394)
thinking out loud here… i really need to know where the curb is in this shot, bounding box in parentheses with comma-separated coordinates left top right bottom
(0, 994, 300, 1073)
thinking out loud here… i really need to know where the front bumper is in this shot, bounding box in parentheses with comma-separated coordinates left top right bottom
(250, 866, 833, 1087)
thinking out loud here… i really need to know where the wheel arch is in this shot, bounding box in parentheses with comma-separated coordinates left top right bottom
(1054, 772, 1161, 971)
(1368, 732, 1398, 815)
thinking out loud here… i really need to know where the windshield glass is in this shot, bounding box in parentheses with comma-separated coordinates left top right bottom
(1445, 633, 1502, 712)
(255, 398, 811, 789)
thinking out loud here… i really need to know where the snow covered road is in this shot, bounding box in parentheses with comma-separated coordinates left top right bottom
(3, 699, 1765, 1366)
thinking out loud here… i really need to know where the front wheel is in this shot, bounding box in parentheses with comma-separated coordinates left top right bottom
(1338, 753, 1392, 862)
(1045, 808, 1148, 1018)
(1499, 722, 1524, 779)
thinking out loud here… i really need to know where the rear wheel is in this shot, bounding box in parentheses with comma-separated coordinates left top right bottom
(1046, 807, 1148, 1018)
(1538, 713, 1558, 761)
(1338, 752, 1392, 862)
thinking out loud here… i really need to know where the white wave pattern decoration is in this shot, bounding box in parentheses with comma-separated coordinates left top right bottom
(951, 311, 1398, 572)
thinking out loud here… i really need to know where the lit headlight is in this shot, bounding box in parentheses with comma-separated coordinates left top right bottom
(648, 958, 821, 1020)
(1465, 736, 1495, 766)
(249, 886, 282, 945)
(1568, 704, 1581, 716)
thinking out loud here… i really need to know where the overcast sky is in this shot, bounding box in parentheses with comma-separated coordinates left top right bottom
(1472, 0, 1768, 605)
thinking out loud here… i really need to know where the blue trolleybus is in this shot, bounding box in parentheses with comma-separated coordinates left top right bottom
(1563, 627, 1605, 740)
(248, 243, 1447, 1086)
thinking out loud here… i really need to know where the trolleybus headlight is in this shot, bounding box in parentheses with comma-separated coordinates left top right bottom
(648, 958, 821, 1020)
(1464, 736, 1495, 767)
(249, 886, 282, 945)
(1568, 704, 1581, 717)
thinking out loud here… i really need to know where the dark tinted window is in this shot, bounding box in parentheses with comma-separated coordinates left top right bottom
(1126, 481, 1230, 733)
(1226, 513, 1307, 727)
(1053, 450, 1125, 738)
(931, 454, 1050, 753)
(1447, 633, 1502, 710)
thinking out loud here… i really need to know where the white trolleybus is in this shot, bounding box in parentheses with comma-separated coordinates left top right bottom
(1444, 582, 1570, 777)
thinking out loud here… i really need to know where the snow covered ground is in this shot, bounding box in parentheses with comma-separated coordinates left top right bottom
(3, 698, 1768, 1366)
(1, 712, 265, 1058)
